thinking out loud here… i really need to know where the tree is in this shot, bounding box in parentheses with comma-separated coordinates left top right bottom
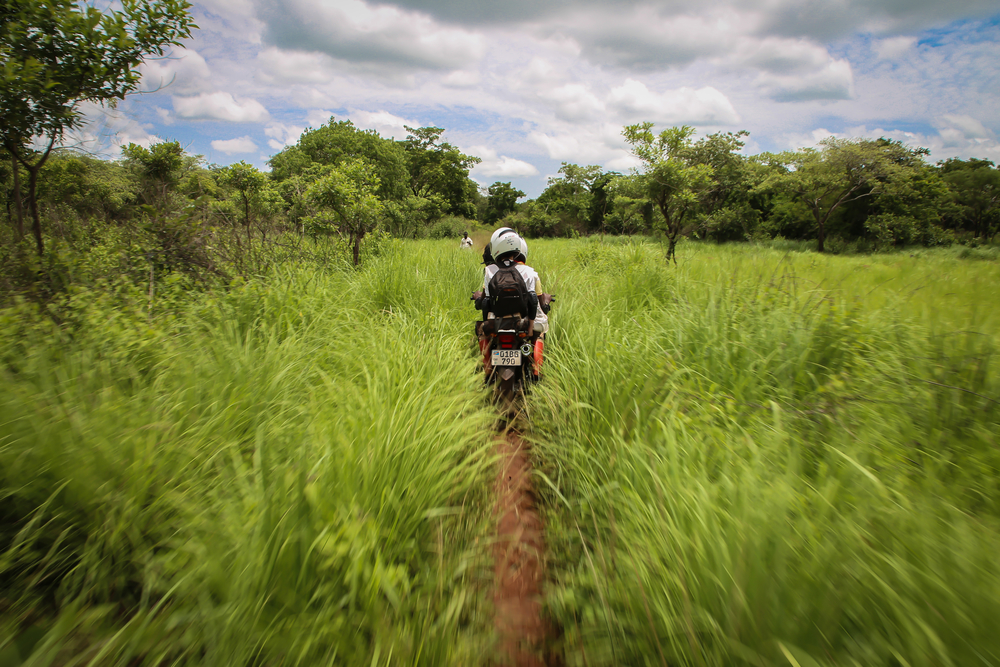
(122, 141, 185, 208)
(603, 174, 650, 235)
(0, 0, 195, 255)
(485, 182, 525, 226)
(622, 123, 713, 264)
(760, 138, 920, 252)
(306, 159, 384, 266)
(536, 163, 603, 231)
(400, 126, 481, 219)
(219, 161, 270, 241)
(269, 119, 409, 202)
(938, 158, 1000, 241)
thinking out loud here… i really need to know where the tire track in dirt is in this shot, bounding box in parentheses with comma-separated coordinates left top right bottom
(493, 422, 562, 666)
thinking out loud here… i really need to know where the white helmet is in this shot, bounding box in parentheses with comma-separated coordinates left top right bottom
(491, 229, 523, 261)
(519, 237, 528, 261)
(490, 227, 515, 246)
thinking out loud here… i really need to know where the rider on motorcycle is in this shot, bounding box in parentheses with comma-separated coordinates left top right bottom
(473, 228, 551, 382)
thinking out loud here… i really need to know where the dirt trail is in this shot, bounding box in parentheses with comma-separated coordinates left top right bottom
(493, 426, 561, 666)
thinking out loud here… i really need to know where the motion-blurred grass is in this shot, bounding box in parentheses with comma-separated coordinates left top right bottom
(0, 242, 494, 666)
(530, 238, 1000, 666)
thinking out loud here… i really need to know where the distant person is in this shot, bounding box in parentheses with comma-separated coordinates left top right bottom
(460, 231, 473, 249)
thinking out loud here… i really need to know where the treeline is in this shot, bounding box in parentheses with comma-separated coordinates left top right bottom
(0, 119, 504, 296)
(516, 126, 999, 255)
(3, 120, 998, 297)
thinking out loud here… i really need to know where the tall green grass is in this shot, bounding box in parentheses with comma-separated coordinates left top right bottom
(0, 243, 494, 665)
(530, 238, 1000, 666)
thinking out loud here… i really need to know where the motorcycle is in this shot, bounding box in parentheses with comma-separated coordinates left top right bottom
(472, 292, 553, 401)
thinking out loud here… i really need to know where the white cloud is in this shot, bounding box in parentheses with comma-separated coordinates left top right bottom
(442, 70, 481, 88)
(257, 47, 335, 84)
(265, 122, 304, 149)
(140, 47, 212, 95)
(938, 114, 993, 140)
(468, 146, 539, 177)
(761, 59, 855, 102)
(346, 110, 420, 138)
(608, 79, 740, 125)
(305, 109, 337, 128)
(540, 84, 605, 122)
(874, 36, 917, 61)
(257, 0, 486, 73)
(742, 38, 834, 75)
(173, 92, 270, 122)
(212, 136, 259, 154)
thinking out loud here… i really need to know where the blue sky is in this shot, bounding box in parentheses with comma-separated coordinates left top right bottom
(73, 0, 1000, 198)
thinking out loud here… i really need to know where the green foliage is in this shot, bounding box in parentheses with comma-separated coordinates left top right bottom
(400, 126, 481, 219)
(758, 138, 926, 252)
(529, 239, 1000, 666)
(484, 181, 525, 226)
(622, 123, 714, 262)
(939, 157, 1000, 240)
(426, 215, 478, 239)
(0, 242, 495, 664)
(0, 0, 195, 255)
(269, 118, 409, 202)
(306, 159, 384, 265)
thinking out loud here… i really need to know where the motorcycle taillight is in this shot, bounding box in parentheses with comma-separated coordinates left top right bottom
(498, 332, 516, 349)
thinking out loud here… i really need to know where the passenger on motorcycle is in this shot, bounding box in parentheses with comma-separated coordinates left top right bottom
(482, 230, 548, 335)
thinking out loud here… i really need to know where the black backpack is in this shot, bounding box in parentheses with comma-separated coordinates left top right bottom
(489, 261, 530, 317)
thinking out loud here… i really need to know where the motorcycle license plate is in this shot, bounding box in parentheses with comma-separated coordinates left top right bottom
(492, 349, 521, 366)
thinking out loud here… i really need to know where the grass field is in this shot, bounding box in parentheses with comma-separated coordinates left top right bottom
(2, 238, 999, 666)
(530, 239, 1000, 666)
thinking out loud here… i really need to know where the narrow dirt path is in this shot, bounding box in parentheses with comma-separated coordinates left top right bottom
(493, 425, 561, 666)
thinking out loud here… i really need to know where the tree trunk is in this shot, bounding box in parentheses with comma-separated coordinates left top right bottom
(10, 153, 25, 239)
(27, 164, 43, 256)
(353, 231, 362, 266)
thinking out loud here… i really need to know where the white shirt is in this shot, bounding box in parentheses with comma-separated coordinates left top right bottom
(483, 263, 548, 330)
(460, 237, 473, 248)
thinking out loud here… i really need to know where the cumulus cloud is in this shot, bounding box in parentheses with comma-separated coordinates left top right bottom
(938, 114, 993, 141)
(59, 102, 163, 157)
(569, 10, 726, 70)
(140, 47, 212, 94)
(742, 38, 834, 75)
(257, 47, 336, 84)
(255, 0, 486, 73)
(608, 79, 740, 125)
(874, 36, 917, 61)
(469, 146, 539, 177)
(346, 110, 420, 138)
(212, 136, 259, 154)
(173, 92, 270, 122)
(442, 70, 481, 88)
(538, 84, 605, 122)
(265, 122, 305, 150)
(761, 59, 855, 102)
(529, 123, 632, 165)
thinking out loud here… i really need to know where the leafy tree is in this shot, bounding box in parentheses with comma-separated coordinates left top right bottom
(603, 174, 650, 235)
(270, 119, 408, 202)
(484, 182, 525, 226)
(0, 0, 195, 254)
(938, 158, 1000, 241)
(536, 163, 602, 231)
(759, 138, 920, 252)
(122, 141, 185, 208)
(622, 123, 713, 263)
(306, 159, 384, 266)
(400, 126, 481, 219)
(219, 161, 272, 241)
(38, 152, 136, 224)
